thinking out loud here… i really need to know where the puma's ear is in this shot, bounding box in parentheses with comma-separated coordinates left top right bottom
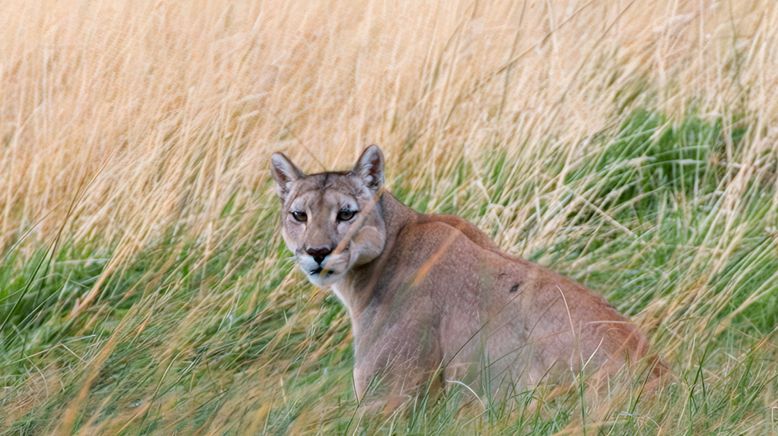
(353, 144, 384, 192)
(270, 152, 304, 201)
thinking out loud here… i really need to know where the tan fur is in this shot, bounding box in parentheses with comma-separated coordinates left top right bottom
(271, 145, 665, 412)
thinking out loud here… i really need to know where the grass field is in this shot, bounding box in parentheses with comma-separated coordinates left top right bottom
(1, 0, 777, 433)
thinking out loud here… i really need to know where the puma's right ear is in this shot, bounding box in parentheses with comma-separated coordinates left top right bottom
(270, 152, 304, 201)
(353, 144, 384, 192)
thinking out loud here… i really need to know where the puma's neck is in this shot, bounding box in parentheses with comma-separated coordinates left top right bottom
(330, 191, 416, 325)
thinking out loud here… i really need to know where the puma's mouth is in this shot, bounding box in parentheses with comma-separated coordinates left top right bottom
(300, 253, 345, 283)
(309, 267, 334, 277)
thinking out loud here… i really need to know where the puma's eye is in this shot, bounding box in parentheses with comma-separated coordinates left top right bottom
(337, 209, 357, 222)
(291, 211, 307, 222)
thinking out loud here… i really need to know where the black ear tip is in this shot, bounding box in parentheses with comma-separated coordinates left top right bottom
(353, 145, 385, 190)
(270, 152, 304, 183)
(364, 144, 384, 164)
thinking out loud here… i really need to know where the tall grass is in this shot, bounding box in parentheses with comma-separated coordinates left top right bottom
(1, 0, 776, 433)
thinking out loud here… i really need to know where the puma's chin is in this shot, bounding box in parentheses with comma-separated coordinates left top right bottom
(299, 253, 351, 287)
(305, 266, 346, 287)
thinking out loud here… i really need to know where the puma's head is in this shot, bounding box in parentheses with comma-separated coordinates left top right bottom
(270, 145, 387, 287)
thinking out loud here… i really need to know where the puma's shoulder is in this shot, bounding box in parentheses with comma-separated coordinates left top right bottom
(412, 214, 500, 251)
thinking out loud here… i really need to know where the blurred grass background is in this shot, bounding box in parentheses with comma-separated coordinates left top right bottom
(0, 0, 776, 433)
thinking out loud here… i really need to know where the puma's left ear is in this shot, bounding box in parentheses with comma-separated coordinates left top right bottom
(270, 152, 304, 201)
(353, 144, 384, 192)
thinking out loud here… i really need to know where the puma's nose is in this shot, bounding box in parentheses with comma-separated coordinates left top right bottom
(306, 246, 333, 264)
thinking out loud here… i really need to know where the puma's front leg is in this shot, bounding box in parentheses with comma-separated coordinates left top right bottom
(353, 325, 443, 414)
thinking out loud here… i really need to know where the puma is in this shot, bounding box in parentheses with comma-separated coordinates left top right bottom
(270, 145, 665, 411)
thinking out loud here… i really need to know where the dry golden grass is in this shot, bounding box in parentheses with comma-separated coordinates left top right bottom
(2, 0, 775, 250)
(1, 0, 777, 434)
